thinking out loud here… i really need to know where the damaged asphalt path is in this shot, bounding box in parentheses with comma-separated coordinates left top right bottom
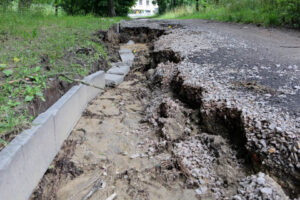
(32, 19, 300, 200)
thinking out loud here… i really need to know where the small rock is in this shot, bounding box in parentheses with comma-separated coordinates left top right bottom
(130, 154, 140, 159)
(256, 177, 265, 185)
(195, 186, 208, 195)
(260, 187, 272, 195)
(127, 40, 135, 45)
(275, 127, 283, 133)
(264, 93, 272, 98)
(268, 148, 276, 154)
(120, 151, 128, 156)
(232, 195, 242, 200)
(146, 69, 155, 80)
(198, 179, 205, 185)
(269, 123, 276, 130)
(259, 140, 267, 148)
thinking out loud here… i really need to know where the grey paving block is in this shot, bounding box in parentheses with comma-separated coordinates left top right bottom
(120, 53, 134, 67)
(119, 48, 135, 67)
(105, 73, 124, 87)
(0, 111, 55, 200)
(83, 71, 105, 102)
(107, 65, 130, 75)
(50, 85, 84, 151)
(111, 62, 125, 67)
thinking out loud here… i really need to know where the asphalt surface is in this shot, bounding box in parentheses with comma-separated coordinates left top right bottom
(122, 19, 300, 197)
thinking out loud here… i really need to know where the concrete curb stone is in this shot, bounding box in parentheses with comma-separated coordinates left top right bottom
(105, 74, 125, 86)
(0, 70, 105, 200)
(107, 65, 130, 75)
(119, 49, 134, 67)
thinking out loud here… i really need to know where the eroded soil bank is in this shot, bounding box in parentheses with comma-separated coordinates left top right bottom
(31, 21, 299, 200)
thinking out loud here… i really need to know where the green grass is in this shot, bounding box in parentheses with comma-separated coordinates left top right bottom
(158, 5, 275, 26)
(0, 10, 123, 145)
(157, 2, 299, 28)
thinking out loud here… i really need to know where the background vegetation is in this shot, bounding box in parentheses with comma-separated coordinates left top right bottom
(0, 0, 136, 16)
(155, 0, 300, 28)
(60, 0, 136, 16)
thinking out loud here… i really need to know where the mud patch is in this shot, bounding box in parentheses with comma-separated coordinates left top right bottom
(31, 140, 83, 200)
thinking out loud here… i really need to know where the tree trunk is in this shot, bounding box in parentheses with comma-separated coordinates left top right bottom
(55, 5, 58, 16)
(54, 0, 58, 16)
(108, 0, 116, 17)
(18, 0, 32, 12)
(196, 0, 199, 11)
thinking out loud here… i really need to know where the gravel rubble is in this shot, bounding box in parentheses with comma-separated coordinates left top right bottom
(122, 19, 300, 198)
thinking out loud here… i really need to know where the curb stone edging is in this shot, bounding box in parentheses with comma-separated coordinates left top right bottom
(0, 43, 136, 199)
(0, 71, 105, 200)
(105, 47, 135, 86)
(105, 73, 125, 86)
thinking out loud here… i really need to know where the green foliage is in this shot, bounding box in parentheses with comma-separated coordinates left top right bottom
(156, 0, 192, 14)
(157, 0, 300, 28)
(2, 69, 13, 76)
(60, 0, 136, 16)
(0, 0, 135, 16)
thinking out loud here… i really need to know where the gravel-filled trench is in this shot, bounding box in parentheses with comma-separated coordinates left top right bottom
(31, 25, 297, 200)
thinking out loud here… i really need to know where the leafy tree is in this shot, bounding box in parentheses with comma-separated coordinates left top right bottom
(108, 0, 116, 16)
(59, 0, 135, 16)
(59, 0, 82, 15)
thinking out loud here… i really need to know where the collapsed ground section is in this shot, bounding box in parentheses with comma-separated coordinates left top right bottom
(32, 20, 299, 200)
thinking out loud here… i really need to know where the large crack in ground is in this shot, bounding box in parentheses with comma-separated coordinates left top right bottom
(31, 25, 297, 200)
